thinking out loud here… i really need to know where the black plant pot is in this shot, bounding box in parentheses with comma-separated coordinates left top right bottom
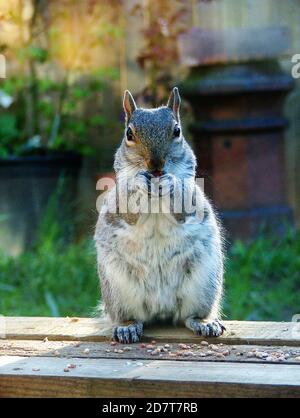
(0, 153, 82, 255)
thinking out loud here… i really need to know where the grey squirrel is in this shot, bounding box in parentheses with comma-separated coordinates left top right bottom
(94, 87, 225, 343)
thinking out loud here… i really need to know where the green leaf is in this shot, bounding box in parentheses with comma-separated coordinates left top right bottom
(72, 87, 90, 100)
(26, 46, 48, 63)
(0, 113, 18, 140)
(89, 114, 106, 127)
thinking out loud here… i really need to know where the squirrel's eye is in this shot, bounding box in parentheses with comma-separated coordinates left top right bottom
(173, 125, 181, 138)
(126, 127, 134, 141)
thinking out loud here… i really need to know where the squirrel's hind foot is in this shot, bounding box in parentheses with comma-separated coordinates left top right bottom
(112, 321, 144, 344)
(185, 318, 226, 338)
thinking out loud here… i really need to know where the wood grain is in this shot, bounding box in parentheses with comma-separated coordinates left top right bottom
(178, 27, 291, 66)
(0, 356, 299, 398)
(2, 317, 300, 346)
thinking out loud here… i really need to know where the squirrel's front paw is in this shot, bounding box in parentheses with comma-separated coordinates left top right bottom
(185, 318, 226, 337)
(158, 173, 175, 197)
(134, 171, 175, 199)
(112, 321, 144, 344)
(134, 171, 153, 194)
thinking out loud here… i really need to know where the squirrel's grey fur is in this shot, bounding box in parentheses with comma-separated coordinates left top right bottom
(94, 88, 225, 343)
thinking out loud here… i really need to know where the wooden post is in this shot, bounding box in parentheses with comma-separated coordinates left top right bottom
(179, 27, 294, 240)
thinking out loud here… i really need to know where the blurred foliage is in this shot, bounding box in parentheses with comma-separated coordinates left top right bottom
(0, 69, 119, 157)
(0, 0, 122, 157)
(0, 238, 98, 317)
(224, 229, 300, 321)
(0, 177, 98, 316)
(132, 0, 189, 105)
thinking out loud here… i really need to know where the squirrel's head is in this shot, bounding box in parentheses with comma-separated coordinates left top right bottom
(120, 87, 183, 176)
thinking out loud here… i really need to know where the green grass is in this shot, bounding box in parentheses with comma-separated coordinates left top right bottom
(0, 191, 299, 320)
(0, 178, 99, 317)
(223, 229, 300, 321)
(0, 239, 98, 317)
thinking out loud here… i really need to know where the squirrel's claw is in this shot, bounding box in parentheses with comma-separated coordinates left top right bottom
(112, 321, 144, 344)
(185, 318, 226, 338)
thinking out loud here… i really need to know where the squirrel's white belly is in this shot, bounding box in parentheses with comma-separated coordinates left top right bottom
(105, 214, 215, 323)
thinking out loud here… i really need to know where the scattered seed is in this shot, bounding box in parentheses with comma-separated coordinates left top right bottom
(67, 364, 76, 369)
(209, 344, 219, 351)
(178, 343, 188, 349)
(146, 344, 154, 349)
(255, 352, 268, 359)
(216, 353, 225, 359)
(183, 351, 194, 357)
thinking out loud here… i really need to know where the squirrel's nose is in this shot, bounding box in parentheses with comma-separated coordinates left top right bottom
(146, 158, 165, 171)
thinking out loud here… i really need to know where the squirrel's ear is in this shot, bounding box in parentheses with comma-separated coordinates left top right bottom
(123, 90, 137, 122)
(167, 87, 181, 121)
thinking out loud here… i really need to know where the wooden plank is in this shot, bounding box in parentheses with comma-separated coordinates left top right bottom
(178, 27, 291, 66)
(1, 339, 300, 365)
(2, 317, 300, 346)
(0, 356, 299, 398)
